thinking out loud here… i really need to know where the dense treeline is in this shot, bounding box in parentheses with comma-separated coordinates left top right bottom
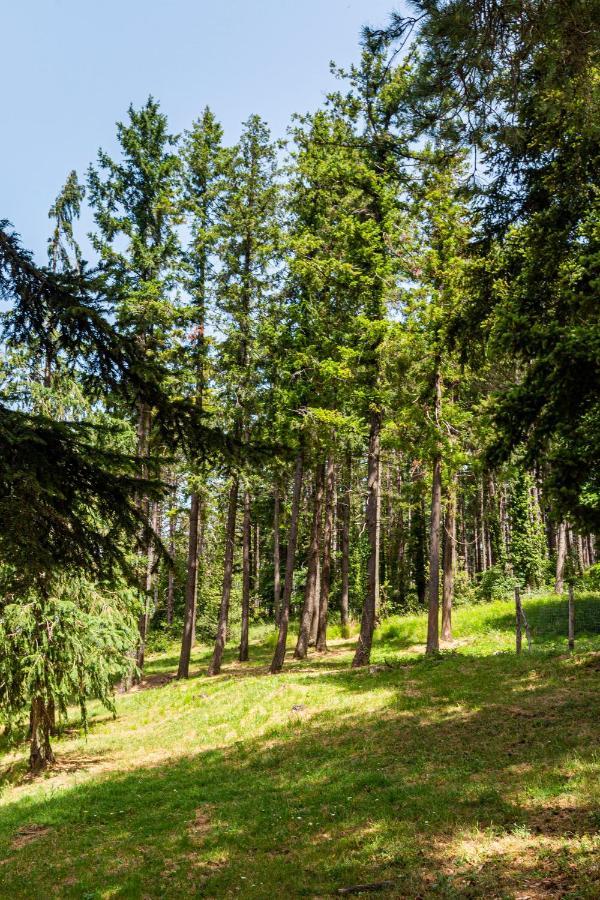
(1, 0, 599, 769)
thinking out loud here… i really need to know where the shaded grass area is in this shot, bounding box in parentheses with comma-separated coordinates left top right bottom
(1, 597, 599, 898)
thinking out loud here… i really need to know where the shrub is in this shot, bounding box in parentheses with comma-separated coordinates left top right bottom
(582, 563, 600, 591)
(477, 565, 518, 602)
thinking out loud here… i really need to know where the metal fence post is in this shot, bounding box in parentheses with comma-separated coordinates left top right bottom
(568, 583, 575, 652)
(515, 585, 522, 655)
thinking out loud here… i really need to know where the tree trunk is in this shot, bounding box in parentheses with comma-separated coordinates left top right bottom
(166, 506, 176, 626)
(576, 533, 585, 574)
(208, 476, 239, 676)
(555, 522, 567, 594)
(134, 401, 153, 676)
(191, 497, 205, 647)
(568, 582, 575, 651)
(273, 487, 281, 623)
(500, 486, 510, 560)
(414, 494, 427, 606)
(309, 559, 321, 646)
(515, 585, 523, 655)
(137, 499, 158, 672)
(29, 696, 55, 773)
(178, 492, 201, 678)
(271, 452, 304, 674)
(426, 365, 443, 655)
(340, 453, 351, 634)
(426, 453, 443, 654)
(253, 522, 260, 610)
(295, 464, 325, 660)
(352, 410, 381, 668)
(441, 479, 456, 642)
(240, 488, 251, 662)
(479, 482, 488, 572)
(317, 456, 335, 651)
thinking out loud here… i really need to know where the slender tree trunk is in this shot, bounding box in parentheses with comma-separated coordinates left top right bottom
(340, 453, 351, 633)
(441, 479, 457, 642)
(134, 401, 153, 676)
(487, 473, 499, 565)
(426, 365, 443, 655)
(208, 476, 239, 676)
(582, 536, 590, 569)
(240, 488, 251, 662)
(317, 456, 335, 651)
(295, 464, 325, 659)
(515, 585, 523, 655)
(309, 560, 321, 646)
(414, 494, 427, 606)
(271, 452, 304, 674)
(137, 500, 158, 672)
(555, 522, 567, 594)
(178, 492, 201, 678)
(397, 504, 406, 605)
(352, 410, 381, 668)
(576, 534, 585, 573)
(166, 506, 176, 626)
(273, 486, 281, 624)
(461, 493, 471, 578)
(500, 487, 510, 560)
(191, 497, 204, 647)
(568, 582, 575, 651)
(426, 454, 443, 653)
(479, 482, 488, 572)
(253, 522, 260, 610)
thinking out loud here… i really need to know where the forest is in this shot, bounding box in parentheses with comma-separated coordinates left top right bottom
(1, 1, 599, 897)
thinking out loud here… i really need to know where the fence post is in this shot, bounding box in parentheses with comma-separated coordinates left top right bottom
(515, 585, 522, 655)
(568, 583, 575, 652)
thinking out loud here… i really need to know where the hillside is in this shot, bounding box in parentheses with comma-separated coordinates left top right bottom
(1, 598, 599, 899)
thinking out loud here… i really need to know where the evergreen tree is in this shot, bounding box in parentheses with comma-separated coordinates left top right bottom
(208, 115, 280, 675)
(87, 96, 182, 671)
(178, 108, 226, 678)
(378, 0, 600, 530)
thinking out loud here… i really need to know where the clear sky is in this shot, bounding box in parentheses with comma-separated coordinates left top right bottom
(2, 0, 401, 262)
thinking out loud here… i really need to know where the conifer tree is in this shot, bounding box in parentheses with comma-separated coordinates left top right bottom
(320, 44, 407, 667)
(87, 97, 181, 671)
(48, 170, 85, 275)
(208, 115, 280, 675)
(178, 108, 226, 678)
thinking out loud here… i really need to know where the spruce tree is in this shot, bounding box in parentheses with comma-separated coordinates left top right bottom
(208, 115, 280, 675)
(88, 97, 181, 671)
(178, 108, 226, 678)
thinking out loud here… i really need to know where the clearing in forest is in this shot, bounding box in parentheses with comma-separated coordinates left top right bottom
(1, 597, 599, 899)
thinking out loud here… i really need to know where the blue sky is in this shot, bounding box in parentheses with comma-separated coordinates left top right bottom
(3, 0, 401, 262)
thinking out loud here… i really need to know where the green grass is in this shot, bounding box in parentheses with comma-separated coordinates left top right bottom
(1, 594, 599, 898)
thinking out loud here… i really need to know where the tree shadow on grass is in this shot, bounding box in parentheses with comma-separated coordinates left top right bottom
(0, 651, 599, 899)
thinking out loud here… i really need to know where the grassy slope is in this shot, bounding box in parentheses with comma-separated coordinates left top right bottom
(0, 595, 599, 899)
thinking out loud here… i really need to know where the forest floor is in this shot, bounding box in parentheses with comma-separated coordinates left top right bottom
(1, 595, 600, 899)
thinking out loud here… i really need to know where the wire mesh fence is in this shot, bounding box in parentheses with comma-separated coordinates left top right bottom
(516, 587, 600, 654)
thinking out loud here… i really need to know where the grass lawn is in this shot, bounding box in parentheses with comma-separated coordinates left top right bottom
(1, 595, 599, 898)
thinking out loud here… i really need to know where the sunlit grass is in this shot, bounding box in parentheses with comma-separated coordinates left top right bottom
(1, 595, 599, 898)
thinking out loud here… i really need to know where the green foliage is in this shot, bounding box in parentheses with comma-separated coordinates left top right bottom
(47, 170, 85, 273)
(0, 574, 137, 737)
(581, 562, 600, 592)
(88, 97, 181, 338)
(382, 0, 600, 530)
(509, 471, 547, 589)
(477, 565, 517, 603)
(0, 404, 161, 590)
